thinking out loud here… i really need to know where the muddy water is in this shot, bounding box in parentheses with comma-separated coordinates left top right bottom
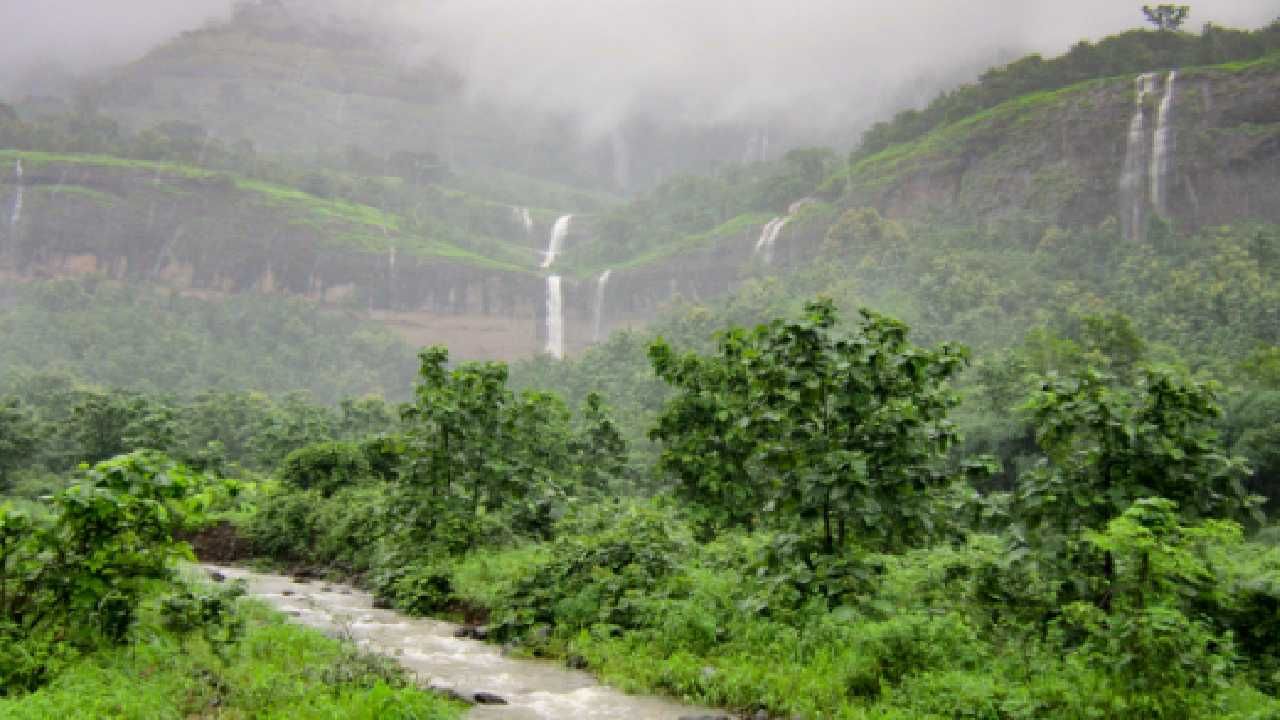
(204, 565, 726, 720)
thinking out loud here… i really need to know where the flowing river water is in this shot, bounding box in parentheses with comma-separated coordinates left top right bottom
(203, 565, 727, 720)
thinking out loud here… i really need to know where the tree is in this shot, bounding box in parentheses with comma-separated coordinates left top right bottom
(1143, 5, 1191, 32)
(649, 299, 968, 552)
(0, 397, 38, 491)
(399, 346, 574, 542)
(1015, 365, 1258, 543)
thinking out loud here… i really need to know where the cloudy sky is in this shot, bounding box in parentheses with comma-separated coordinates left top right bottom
(2, 0, 1277, 136)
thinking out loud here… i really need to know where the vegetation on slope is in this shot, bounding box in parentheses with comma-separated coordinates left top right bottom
(853, 20, 1280, 162)
(0, 277, 419, 404)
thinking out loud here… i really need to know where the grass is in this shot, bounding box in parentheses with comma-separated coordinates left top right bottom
(0, 598, 463, 720)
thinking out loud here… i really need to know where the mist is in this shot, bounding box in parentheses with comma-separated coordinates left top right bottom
(3, 0, 1278, 143)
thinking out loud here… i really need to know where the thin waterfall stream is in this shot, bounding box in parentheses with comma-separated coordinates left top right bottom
(592, 269, 612, 343)
(1120, 72, 1156, 242)
(545, 275, 564, 359)
(541, 215, 572, 269)
(204, 565, 721, 720)
(8, 159, 23, 232)
(540, 215, 572, 358)
(1149, 70, 1177, 218)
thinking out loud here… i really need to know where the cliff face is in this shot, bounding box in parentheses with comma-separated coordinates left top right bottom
(4, 57, 1277, 362)
(843, 55, 1280, 233)
(0, 153, 543, 358)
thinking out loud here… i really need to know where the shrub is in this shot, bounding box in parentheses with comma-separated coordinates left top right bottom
(278, 441, 370, 496)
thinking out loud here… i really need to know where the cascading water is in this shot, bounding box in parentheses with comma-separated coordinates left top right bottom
(592, 269, 612, 343)
(545, 275, 564, 359)
(8, 159, 23, 233)
(1149, 70, 1177, 218)
(1119, 73, 1158, 242)
(387, 246, 397, 308)
(206, 565, 719, 719)
(541, 214, 572, 269)
(753, 216, 789, 265)
(513, 206, 534, 236)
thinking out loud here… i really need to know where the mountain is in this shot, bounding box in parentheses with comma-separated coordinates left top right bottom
(77, 0, 783, 194)
(2, 19, 1278, 377)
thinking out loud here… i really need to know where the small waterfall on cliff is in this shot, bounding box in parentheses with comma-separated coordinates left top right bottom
(513, 206, 534, 236)
(8, 159, 23, 232)
(1120, 73, 1157, 242)
(387, 246, 397, 309)
(592, 269, 612, 343)
(545, 275, 564, 359)
(1149, 70, 1177, 218)
(541, 214, 572, 269)
(753, 217, 790, 265)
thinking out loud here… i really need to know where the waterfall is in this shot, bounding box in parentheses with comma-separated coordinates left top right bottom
(1120, 73, 1156, 242)
(753, 216, 790, 265)
(387, 246, 397, 309)
(541, 214, 572, 268)
(512, 206, 533, 236)
(1149, 70, 1177, 218)
(592, 269, 612, 343)
(545, 275, 564, 359)
(8, 159, 23, 232)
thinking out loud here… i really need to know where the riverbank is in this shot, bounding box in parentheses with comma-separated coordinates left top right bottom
(204, 564, 728, 720)
(0, 590, 463, 719)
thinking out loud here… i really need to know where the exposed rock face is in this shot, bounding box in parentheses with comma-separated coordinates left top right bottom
(844, 60, 1280, 233)
(3, 60, 1275, 361)
(0, 156, 543, 358)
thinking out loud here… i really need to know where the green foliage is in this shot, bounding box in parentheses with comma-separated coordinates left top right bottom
(278, 441, 370, 496)
(0, 451, 211, 692)
(400, 346, 576, 543)
(1015, 366, 1258, 542)
(160, 580, 247, 663)
(650, 298, 967, 551)
(0, 398, 38, 491)
(853, 20, 1280, 161)
(1054, 499, 1238, 716)
(483, 500, 695, 639)
(1144, 5, 1192, 32)
(0, 599, 462, 718)
(0, 277, 418, 404)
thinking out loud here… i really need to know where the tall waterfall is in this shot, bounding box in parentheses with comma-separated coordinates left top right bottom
(1120, 73, 1157, 242)
(8, 159, 23, 232)
(592, 269, 613, 343)
(753, 217, 790, 265)
(1149, 70, 1178, 218)
(513, 206, 534, 236)
(541, 214, 572, 269)
(545, 275, 564, 359)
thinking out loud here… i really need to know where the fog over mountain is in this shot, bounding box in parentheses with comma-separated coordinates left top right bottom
(3, 0, 1278, 145)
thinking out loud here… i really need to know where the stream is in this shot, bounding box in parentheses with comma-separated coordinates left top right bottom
(203, 565, 729, 720)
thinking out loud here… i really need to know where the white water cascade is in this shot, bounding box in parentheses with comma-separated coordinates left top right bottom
(512, 206, 534, 236)
(1149, 70, 1178, 218)
(545, 275, 564, 359)
(1120, 73, 1157, 242)
(387, 246, 397, 308)
(541, 214, 572, 268)
(753, 216, 790, 265)
(8, 159, 23, 232)
(592, 269, 612, 343)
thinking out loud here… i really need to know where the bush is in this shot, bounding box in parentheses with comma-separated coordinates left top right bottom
(484, 500, 694, 638)
(278, 441, 370, 496)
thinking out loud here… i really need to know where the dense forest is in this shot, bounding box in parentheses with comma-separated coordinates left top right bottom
(2, 3, 1280, 718)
